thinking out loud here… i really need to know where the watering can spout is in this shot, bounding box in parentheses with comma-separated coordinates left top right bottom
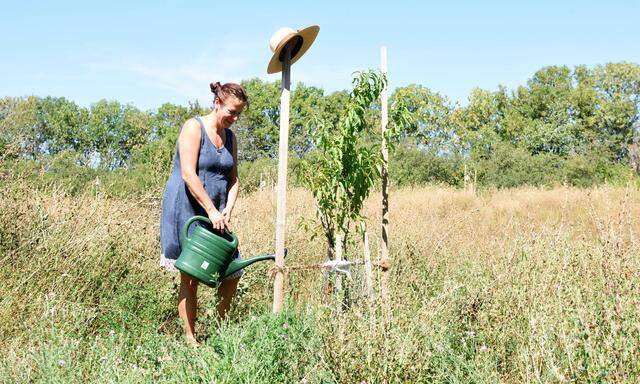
(223, 249, 288, 278)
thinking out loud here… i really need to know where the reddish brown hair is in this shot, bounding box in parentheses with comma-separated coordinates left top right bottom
(210, 82, 249, 106)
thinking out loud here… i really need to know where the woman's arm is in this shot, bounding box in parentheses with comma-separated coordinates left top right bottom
(179, 119, 226, 230)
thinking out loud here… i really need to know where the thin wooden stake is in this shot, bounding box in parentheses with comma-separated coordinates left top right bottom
(334, 232, 343, 311)
(272, 42, 292, 314)
(363, 226, 374, 301)
(380, 46, 390, 304)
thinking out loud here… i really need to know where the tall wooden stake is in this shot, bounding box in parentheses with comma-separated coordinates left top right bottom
(380, 46, 390, 304)
(272, 43, 292, 313)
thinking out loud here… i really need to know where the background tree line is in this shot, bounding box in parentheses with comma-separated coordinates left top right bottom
(1, 62, 639, 195)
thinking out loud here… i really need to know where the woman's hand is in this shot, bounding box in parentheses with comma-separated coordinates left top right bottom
(207, 209, 227, 232)
(221, 207, 233, 231)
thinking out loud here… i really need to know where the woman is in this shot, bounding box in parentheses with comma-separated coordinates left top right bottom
(159, 81, 248, 344)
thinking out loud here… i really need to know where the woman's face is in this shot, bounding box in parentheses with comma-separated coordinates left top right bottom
(215, 97, 246, 129)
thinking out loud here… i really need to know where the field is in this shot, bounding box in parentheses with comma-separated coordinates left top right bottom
(1, 180, 639, 383)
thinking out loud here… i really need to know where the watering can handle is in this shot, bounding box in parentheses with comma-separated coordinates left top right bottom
(180, 215, 235, 244)
(180, 215, 211, 244)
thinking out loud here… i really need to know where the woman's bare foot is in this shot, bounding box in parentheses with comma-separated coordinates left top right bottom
(185, 334, 201, 347)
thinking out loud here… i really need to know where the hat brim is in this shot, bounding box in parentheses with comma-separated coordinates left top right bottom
(267, 25, 320, 74)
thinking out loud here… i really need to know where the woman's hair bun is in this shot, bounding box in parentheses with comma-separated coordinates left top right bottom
(210, 82, 222, 94)
(209, 81, 248, 105)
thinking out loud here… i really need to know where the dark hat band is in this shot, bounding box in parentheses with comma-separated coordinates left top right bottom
(278, 36, 303, 62)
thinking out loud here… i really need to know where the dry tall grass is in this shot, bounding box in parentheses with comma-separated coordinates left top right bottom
(1, 180, 639, 382)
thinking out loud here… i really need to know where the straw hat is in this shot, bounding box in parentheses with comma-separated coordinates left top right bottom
(267, 25, 320, 74)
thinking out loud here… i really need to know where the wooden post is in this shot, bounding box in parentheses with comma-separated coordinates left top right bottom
(380, 46, 390, 303)
(272, 43, 292, 314)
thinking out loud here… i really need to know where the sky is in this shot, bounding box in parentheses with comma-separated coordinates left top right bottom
(1, 0, 639, 110)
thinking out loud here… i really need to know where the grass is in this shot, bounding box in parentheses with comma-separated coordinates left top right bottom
(1, 177, 640, 383)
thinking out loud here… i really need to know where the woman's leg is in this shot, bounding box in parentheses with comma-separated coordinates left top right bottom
(178, 271, 199, 342)
(216, 277, 240, 320)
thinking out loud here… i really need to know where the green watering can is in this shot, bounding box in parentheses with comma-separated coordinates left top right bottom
(175, 215, 279, 287)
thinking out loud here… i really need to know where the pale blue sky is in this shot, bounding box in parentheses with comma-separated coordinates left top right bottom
(1, 0, 638, 110)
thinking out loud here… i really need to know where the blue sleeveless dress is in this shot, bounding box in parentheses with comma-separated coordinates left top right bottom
(159, 116, 242, 279)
